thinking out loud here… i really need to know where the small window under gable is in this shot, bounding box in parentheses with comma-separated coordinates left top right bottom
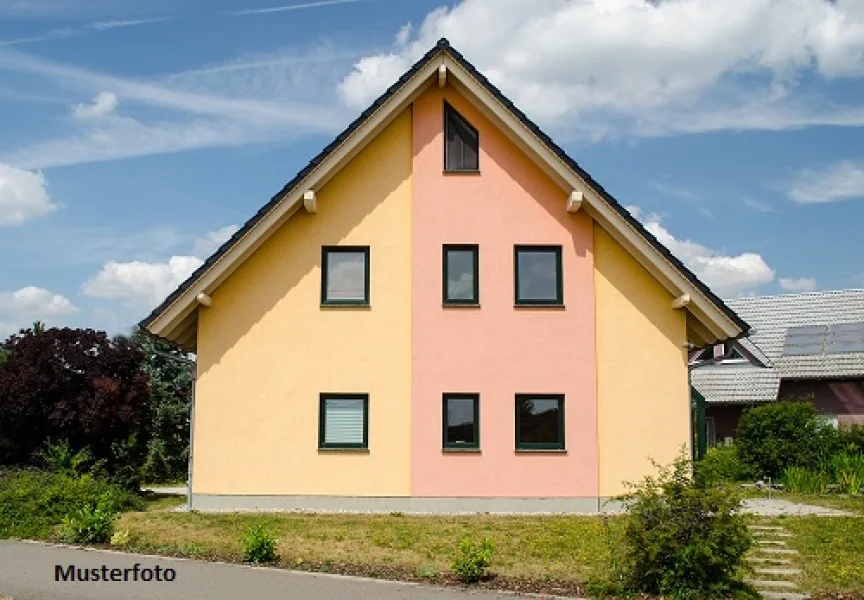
(444, 101, 479, 172)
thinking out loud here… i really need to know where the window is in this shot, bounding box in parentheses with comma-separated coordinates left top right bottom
(319, 394, 368, 449)
(444, 102, 479, 172)
(443, 394, 480, 449)
(514, 246, 563, 305)
(321, 246, 369, 305)
(706, 416, 716, 447)
(515, 394, 565, 450)
(443, 245, 479, 305)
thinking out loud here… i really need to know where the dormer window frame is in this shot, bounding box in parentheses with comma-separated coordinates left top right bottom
(443, 101, 480, 173)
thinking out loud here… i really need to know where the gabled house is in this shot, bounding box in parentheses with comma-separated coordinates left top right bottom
(141, 39, 749, 512)
(692, 289, 864, 444)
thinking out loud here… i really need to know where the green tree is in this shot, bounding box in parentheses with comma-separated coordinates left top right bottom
(131, 327, 193, 483)
(736, 400, 840, 479)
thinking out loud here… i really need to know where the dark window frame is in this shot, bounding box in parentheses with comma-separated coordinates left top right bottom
(318, 393, 369, 450)
(515, 393, 565, 450)
(443, 101, 480, 173)
(442, 393, 480, 449)
(442, 244, 480, 305)
(321, 246, 370, 306)
(514, 245, 563, 306)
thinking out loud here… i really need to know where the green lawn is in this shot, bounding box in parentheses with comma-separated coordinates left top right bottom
(757, 516, 864, 597)
(116, 510, 624, 585)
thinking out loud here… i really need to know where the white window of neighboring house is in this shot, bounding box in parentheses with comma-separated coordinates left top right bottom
(818, 414, 839, 430)
(706, 416, 716, 447)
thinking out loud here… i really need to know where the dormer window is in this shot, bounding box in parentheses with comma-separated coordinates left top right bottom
(444, 101, 479, 172)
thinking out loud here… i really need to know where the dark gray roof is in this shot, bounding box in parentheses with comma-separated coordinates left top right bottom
(693, 289, 864, 404)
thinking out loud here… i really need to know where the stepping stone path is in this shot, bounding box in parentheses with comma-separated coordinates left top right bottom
(746, 525, 810, 599)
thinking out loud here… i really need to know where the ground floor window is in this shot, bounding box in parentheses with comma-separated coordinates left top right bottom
(515, 394, 565, 450)
(443, 393, 479, 449)
(319, 393, 368, 449)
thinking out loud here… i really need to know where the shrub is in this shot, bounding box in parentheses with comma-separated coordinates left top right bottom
(838, 425, 864, 455)
(452, 537, 494, 583)
(695, 444, 749, 485)
(38, 439, 105, 478)
(736, 400, 841, 479)
(0, 327, 151, 488)
(782, 466, 830, 494)
(59, 502, 118, 544)
(243, 524, 278, 564)
(619, 453, 753, 599)
(831, 453, 864, 495)
(0, 469, 142, 539)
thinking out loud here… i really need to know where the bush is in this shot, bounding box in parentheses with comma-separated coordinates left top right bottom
(243, 524, 278, 564)
(38, 439, 105, 478)
(58, 502, 118, 544)
(0, 327, 151, 488)
(736, 400, 841, 479)
(452, 537, 494, 583)
(831, 453, 864, 495)
(695, 444, 749, 485)
(619, 454, 753, 599)
(838, 425, 864, 455)
(0, 469, 143, 539)
(782, 466, 830, 494)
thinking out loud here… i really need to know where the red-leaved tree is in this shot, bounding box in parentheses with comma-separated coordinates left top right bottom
(0, 327, 151, 486)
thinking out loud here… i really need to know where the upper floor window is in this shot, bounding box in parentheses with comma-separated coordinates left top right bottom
(514, 245, 563, 306)
(444, 102, 479, 172)
(321, 246, 370, 306)
(443, 244, 479, 305)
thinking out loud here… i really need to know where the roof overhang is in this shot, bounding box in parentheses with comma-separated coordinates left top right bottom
(142, 41, 748, 350)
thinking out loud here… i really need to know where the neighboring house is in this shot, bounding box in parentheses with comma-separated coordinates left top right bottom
(692, 289, 864, 444)
(142, 39, 749, 513)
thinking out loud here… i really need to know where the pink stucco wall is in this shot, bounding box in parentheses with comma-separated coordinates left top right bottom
(410, 85, 599, 498)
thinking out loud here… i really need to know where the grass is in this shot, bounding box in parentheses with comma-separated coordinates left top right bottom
(115, 511, 625, 584)
(757, 516, 864, 597)
(139, 492, 186, 512)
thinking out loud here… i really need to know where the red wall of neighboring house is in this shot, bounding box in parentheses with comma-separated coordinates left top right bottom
(778, 379, 864, 427)
(706, 378, 864, 444)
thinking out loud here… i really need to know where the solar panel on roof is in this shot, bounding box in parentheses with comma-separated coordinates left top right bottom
(828, 322, 864, 353)
(783, 325, 828, 356)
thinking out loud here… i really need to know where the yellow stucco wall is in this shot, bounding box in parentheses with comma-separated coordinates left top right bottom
(193, 109, 413, 496)
(594, 224, 689, 497)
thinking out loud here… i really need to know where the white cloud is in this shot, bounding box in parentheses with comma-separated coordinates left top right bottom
(789, 160, 864, 204)
(637, 210, 774, 297)
(193, 224, 239, 257)
(0, 44, 353, 168)
(0, 286, 79, 336)
(80, 224, 239, 314)
(0, 163, 57, 226)
(779, 277, 818, 292)
(226, 0, 364, 16)
(338, 0, 864, 137)
(81, 255, 204, 310)
(72, 91, 118, 119)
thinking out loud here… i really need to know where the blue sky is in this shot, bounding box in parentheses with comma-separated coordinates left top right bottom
(1, 0, 863, 337)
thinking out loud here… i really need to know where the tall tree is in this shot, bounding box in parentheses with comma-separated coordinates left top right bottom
(132, 327, 194, 483)
(0, 327, 151, 487)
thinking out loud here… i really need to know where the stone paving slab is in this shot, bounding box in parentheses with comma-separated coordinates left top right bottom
(746, 579, 797, 588)
(759, 592, 810, 600)
(755, 567, 802, 576)
(754, 547, 799, 555)
(742, 498, 854, 516)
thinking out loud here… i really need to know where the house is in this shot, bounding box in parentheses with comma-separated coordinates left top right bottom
(692, 289, 864, 444)
(141, 39, 749, 513)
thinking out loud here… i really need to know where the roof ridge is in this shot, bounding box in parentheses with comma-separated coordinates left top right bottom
(728, 288, 864, 303)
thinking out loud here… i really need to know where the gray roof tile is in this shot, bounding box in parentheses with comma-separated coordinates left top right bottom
(693, 289, 864, 403)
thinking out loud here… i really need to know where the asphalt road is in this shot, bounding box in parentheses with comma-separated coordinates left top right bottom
(0, 541, 522, 600)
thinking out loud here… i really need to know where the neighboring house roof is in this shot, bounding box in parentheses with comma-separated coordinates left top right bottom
(693, 289, 864, 404)
(141, 38, 749, 350)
